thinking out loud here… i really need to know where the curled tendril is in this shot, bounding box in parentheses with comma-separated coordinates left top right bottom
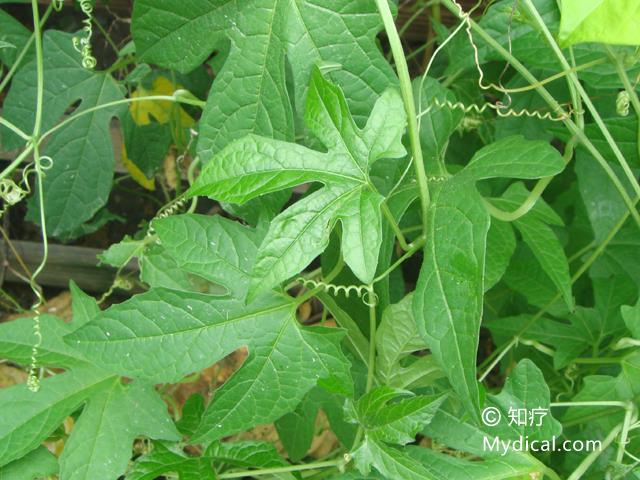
(72, 0, 97, 70)
(145, 196, 188, 237)
(51, 0, 64, 11)
(418, 97, 572, 123)
(617, 91, 631, 117)
(297, 278, 378, 307)
(26, 312, 43, 392)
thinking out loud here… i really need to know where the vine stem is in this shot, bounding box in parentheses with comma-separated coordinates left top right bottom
(375, 0, 430, 230)
(522, 0, 640, 200)
(483, 138, 576, 222)
(0, 117, 31, 141)
(373, 235, 425, 283)
(217, 458, 347, 479)
(440, 0, 640, 229)
(41, 94, 205, 140)
(567, 423, 623, 480)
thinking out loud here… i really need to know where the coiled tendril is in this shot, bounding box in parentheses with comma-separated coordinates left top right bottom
(297, 278, 378, 307)
(72, 0, 97, 69)
(617, 91, 631, 117)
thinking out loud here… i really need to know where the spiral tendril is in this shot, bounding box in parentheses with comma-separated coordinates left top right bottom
(26, 312, 43, 392)
(418, 97, 571, 122)
(72, 0, 97, 70)
(617, 91, 631, 117)
(297, 278, 378, 307)
(51, 0, 64, 11)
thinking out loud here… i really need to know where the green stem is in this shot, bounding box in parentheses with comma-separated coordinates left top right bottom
(0, 117, 31, 141)
(28, 0, 47, 303)
(440, 0, 640, 229)
(218, 459, 346, 479)
(0, 4, 53, 95)
(572, 357, 622, 365)
(373, 235, 425, 283)
(40, 94, 205, 141)
(522, 0, 640, 200)
(567, 423, 622, 480)
(375, 0, 430, 230)
(551, 401, 629, 409)
(380, 201, 411, 250)
(365, 286, 377, 394)
(91, 14, 120, 55)
(616, 403, 636, 464)
(483, 138, 576, 222)
(484, 177, 552, 222)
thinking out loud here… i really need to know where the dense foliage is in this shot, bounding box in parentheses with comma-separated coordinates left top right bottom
(1, 0, 640, 479)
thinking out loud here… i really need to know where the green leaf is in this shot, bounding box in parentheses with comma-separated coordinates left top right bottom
(353, 439, 438, 480)
(349, 386, 446, 445)
(126, 442, 216, 480)
(590, 224, 640, 289)
(486, 314, 589, 369)
(488, 359, 562, 441)
(98, 236, 145, 269)
(189, 69, 405, 290)
(121, 111, 172, 178)
(0, 367, 114, 467)
(337, 188, 384, 283)
(375, 294, 443, 389)
(2, 31, 124, 237)
(576, 151, 632, 242)
(513, 215, 573, 310)
(153, 214, 261, 299)
(206, 440, 286, 469)
(622, 298, 640, 339)
(413, 179, 490, 423)
(275, 394, 319, 462)
(484, 220, 516, 291)
(59, 380, 179, 480)
(66, 289, 352, 442)
(132, 0, 396, 159)
(0, 315, 88, 369)
(176, 394, 205, 437)
(559, 0, 640, 46)
(0, 9, 31, 71)
(503, 244, 568, 317)
(0, 447, 58, 480)
(404, 446, 539, 480)
(458, 135, 565, 182)
(70, 281, 100, 328)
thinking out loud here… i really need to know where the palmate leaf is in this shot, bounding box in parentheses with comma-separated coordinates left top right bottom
(0, 285, 180, 479)
(189, 68, 406, 292)
(132, 0, 396, 160)
(1, 31, 124, 237)
(413, 136, 566, 423)
(58, 380, 180, 480)
(65, 288, 352, 443)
